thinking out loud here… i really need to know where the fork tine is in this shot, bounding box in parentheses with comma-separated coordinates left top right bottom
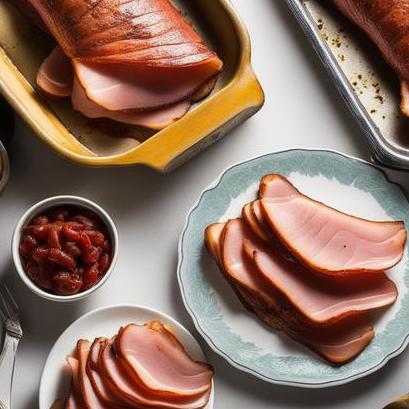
(0, 289, 11, 318)
(0, 284, 18, 319)
(2, 284, 18, 313)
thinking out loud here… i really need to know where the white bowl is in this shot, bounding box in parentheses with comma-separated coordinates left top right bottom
(11, 195, 119, 302)
(0, 140, 9, 196)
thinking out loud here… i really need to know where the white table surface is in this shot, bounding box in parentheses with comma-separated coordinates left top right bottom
(2, 1, 409, 408)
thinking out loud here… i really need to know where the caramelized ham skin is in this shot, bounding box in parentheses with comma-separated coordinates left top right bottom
(23, 0, 222, 111)
(330, 0, 409, 115)
(260, 174, 406, 275)
(116, 322, 213, 400)
(206, 221, 375, 364)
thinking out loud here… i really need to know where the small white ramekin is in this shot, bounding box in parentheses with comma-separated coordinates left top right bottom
(11, 195, 119, 302)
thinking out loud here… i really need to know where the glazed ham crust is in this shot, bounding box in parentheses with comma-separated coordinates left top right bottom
(330, 0, 409, 114)
(22, 0, 221, 68)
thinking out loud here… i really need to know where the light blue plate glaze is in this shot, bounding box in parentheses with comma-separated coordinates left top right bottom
(177, 149, 409, 388)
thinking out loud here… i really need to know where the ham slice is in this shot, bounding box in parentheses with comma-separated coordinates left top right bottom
(37, 46, 73, 98)
(223, 219, 396, 323)
(66, 356, 84, 409)
(37, 46, 192, 129)
(77, 339, 114, 409)
(329, 0, 409, 117)
(206, 221, 375, 364)
(22, 0, 222, 111)
(71, 77, 191, 130)
(260, 174, 406, 275)
(86, 338, 129, 408)
(116, 322, 212, 400)
(99, 338, 210, 409)
(242, 202, 270, 242)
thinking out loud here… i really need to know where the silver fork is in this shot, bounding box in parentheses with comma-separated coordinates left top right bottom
(0, 284, 23, 409)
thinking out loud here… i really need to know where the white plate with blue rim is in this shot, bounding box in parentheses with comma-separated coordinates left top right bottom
(177, 149, 409, 388)
(39, 304, 215, 408)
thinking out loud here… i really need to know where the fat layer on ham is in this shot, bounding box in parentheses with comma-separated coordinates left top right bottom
(260, 174, 406, 275)
(17, 0, 223, 129)
(205, 222, 375, 364)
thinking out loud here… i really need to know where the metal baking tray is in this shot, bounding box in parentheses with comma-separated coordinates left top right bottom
(286, 0, 409, 170)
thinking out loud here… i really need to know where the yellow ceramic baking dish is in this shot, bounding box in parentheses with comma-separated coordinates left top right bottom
(0, 1, 264, 171)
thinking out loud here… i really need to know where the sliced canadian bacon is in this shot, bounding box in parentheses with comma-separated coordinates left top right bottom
(209, 220, 375, 364)
(99, 338, 210, 409)
(116, 322, 213, 400)
(86, 338, 129, 408)
(77, 339, 119, 409)
(260, 174, 406, 275)
(71, 78, 191, 130)
(37, 46, 73, 98)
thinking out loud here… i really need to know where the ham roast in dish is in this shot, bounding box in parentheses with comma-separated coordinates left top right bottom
(15, 0, 223, 130)
(260, 174, 406, 275)
(329, 0, 409, 116)
(205, 221, 375, 364)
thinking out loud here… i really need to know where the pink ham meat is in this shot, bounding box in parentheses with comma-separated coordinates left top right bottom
(116, 322, 213, 400)
(86, 338, 129, 408)
(205, 221, 375, 364)
(77, 339, 115, 409)
(242, 202, 270, 242)
(260, 174, 406, 275)
(222, 219, 396, 322)
(37, 47, 192, 129)
(19, 0, 222, 120)
(329, 1, 409, 116)
(37, 46, 73, 98)
(99, 338, 210, 409)
(71, 77, 191, 130)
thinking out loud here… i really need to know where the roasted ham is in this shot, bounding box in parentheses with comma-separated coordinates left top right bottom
(15, 0, 223, 130)
(116, 322, 213, 400)
(329, 0, 409, 116)
(204, 172, 405, 364)
(205, 221, 375, 364)
(260, 174, 406, 275)
(60, 322, 213, 408)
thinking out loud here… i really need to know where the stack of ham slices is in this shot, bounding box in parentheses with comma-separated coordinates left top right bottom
(62, 321, 213, 409)
(205, 174, 406, 364)
(13, 0, 223, 130)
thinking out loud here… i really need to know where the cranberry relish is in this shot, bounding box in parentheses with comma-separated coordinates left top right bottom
(19, 206, 111, 296)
